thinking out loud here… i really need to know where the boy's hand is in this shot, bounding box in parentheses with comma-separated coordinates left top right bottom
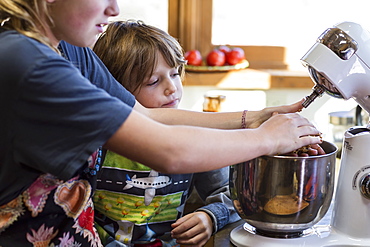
(171, 211, 213, 247)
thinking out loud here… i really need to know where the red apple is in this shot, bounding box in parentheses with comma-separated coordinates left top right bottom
(226, 47, 245, 65)
(206, 49, 226, 66)
(185, 50, 203, 66)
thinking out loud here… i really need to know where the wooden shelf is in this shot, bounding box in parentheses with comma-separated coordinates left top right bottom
(183, 68, 314, 89)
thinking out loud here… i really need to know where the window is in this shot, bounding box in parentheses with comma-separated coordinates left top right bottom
(111, 0, 168, 31)
(212, 0, 370, 70)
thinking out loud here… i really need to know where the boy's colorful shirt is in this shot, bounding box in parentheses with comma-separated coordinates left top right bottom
(94, 151, 193, 246)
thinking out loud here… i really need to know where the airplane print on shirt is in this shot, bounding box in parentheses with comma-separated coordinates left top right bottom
(123, 169, 171, 205)
(94, 152, 194, 244)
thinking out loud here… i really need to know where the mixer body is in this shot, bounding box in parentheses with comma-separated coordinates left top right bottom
(331, 127, 370, 239)
(301, 21, 370, 240)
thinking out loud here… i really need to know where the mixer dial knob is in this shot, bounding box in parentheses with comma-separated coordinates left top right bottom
(360, 174, 370, 199)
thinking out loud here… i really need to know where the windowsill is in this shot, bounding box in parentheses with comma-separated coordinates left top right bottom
(183, 68, 314, 89)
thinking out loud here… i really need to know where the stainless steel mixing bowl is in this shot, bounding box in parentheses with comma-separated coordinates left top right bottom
(229, 141, 337, 238)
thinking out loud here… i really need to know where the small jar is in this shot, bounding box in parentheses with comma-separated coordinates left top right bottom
(203, 94, 226, 112)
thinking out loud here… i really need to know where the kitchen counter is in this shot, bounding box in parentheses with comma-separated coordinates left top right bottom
(213, 219, 244, 247)
(212, 206, 333, 247)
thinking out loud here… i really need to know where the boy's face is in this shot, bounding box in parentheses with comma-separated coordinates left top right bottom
(134, 52, 183, 109)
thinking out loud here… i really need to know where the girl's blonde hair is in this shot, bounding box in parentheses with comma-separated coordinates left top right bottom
(0, 0, 54, 49)
(93, 20, 186, 94)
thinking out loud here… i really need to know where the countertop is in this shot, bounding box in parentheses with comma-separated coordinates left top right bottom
(212, 207, 333, 247)
(213, 219, 244, 247)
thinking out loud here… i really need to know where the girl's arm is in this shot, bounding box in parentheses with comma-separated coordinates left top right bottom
(104, 108, 321, 174)
(133, 99, 305, 130)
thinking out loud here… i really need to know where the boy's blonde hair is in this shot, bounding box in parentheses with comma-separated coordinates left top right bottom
(93, 20, 186, 93)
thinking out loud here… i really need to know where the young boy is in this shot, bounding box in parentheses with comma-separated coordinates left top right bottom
(92, 20, 240, 247)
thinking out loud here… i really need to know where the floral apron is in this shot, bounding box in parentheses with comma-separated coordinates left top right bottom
(0, 149, 103, 247)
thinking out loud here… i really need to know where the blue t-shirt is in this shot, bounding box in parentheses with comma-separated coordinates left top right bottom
(0, 31, 135, 205)
(58, 41, 135, 104)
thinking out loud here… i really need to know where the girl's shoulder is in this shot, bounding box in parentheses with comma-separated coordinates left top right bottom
(0, 30, 58, 57)
(0, 31, 67, 78)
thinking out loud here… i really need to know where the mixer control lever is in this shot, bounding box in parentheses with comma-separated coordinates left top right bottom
(360, 174, 370, 199)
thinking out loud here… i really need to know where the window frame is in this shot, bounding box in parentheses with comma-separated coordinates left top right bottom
(168, 0, 213, 54)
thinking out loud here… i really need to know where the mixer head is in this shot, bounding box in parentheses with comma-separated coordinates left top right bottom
(301, 22, 370, 114)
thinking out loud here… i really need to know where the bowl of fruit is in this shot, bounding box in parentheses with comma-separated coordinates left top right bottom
(184, 45, 249, 72)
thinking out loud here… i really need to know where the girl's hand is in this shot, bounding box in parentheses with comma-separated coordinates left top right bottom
(256, 112, 322, 156)
(171, 212, 213, 247)
(280, 143, 326, 157)
(246, 99, 305, 129)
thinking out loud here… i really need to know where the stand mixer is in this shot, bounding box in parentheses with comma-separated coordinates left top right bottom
(230, 21, 370, 246)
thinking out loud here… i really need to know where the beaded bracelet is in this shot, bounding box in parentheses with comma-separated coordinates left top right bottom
(241, 110, 247, 129)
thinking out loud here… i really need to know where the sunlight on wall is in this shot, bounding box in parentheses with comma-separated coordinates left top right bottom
(110, 0, 168, 32)
(213, 0, 370, 70)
